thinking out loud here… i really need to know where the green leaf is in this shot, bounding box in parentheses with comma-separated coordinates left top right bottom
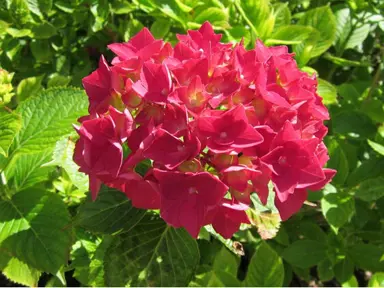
(245, 242, 284, 287)
(317, 78, 338, 105)
(31, 22, 57, 39)
(355, 177, 384, 202)
(334, 257, 354, 283)
(9, 0, 30, 25)
(0, 110, 21, 157)
(11, 87, 88, 155)
(368, 139, 384, 156)
(150, 19, 171, 39)
(295, 6, 336, 58)
(37, 0, 52, 14)
(321, 189, 355, 231)
(342, 275, 358, 287)
(334, 8, 370, 52)
(6, 27, 32, 38)
(194, 7, 228, 25)
(332, 111, 376, 139)
(326, 139, 349, 185)
(347, 158, 384, 187)
(268, 25, 314, 45)
(0, 189, 71, 274)
(369, 272, 384, 287)
(44, 137, 88, 192)
(47, 74, 71, 88)
(349, 244, 384, 272)
(4, 149, 53, 191)
(0, 256, 41, 286)
(272, 3, 291, 32)
(191, 247, 240, 287)
(104, 215, 200, 286)
(153, 0, 188, 28)
(75, 187, 146, 234)
(225, 26, 251, 46)
(362, 99, 384, 123)
(70, 231, 111, 286)
(30, 40, 52, 63)
(318, 258, 334, 282)
(282, 240, 328, 268)
(16, 75, 43, 102)
(240, 0, 273, 40)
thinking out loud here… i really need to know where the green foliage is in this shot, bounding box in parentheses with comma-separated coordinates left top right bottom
(0, 0, 384, 287)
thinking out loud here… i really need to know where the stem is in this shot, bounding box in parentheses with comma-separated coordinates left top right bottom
(365, 46, 384, 101)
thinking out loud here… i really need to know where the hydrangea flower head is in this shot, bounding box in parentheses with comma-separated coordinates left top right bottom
(74, 22, 336, 239)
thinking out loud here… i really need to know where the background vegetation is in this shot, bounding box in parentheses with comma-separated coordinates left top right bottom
(0, 0, 383, 286)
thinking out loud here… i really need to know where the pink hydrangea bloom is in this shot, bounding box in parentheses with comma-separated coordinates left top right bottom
(74, 22, 336, 239)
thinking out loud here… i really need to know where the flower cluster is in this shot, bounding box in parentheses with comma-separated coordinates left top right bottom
(74, 22, 336, 239)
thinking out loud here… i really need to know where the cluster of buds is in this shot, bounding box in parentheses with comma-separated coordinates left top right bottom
(74, 22, 336, 238)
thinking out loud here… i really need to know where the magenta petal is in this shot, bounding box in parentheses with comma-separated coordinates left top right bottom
(275, 189, 308, 221)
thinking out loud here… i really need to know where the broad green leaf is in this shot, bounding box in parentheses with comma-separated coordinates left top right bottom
(9, 0, 30, 25)
(194, 7, 228, 25)
(104, 215, 200, 286)
(272, 3, 291, 32)
(334, 257, 354, 283)
(31, 22, 57, 39)
(16, 75, 44, 102)
(4, 149, 53, 191)
(334, 8, 370, 52)
(11, 87, 88, 154)
(240, 0, 273, 40)
(204, 225, 245, 256)
(150, 19, 171, 39)
(37, 0, 52, 14)
(70, 230, 110, 286)
(347, 158, 384, 187)
(0, 256, 41, 286)
(90, 0, 109, 32)
(317, 78, 338, 105)
(153, 0, 188, 28)
(268, 25, 314, 45)
(75, 187, 146, 234)
(44, 137, 88, 192)
(111, 1, 135, 14)
(6, 27, 32, 37)
(0, 189, 71, 274)
(30, 40, 52, 63)
(245, 242, 284, 287)
(295, 6, 336, 58)
(326, 139, 349, 185)
(321, 189, 355, 231)
(225, 26, 250, 46)
(47, 74, 71, 88)
(355, 176, 384, 202)
(349, 244, 384, 272)
(337, 83, 361, 105)
(282, 240, 328, 268)
(342, 275, 358, 287)
(362, 99, 384, 123)
(318, 258, 334, 282)
(0, 110, 21, 157)
(297, 221, 327, 242)
(190, 247, 240, 287)
(332, 111, 376, 139)
(369, 272, 384, 287)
